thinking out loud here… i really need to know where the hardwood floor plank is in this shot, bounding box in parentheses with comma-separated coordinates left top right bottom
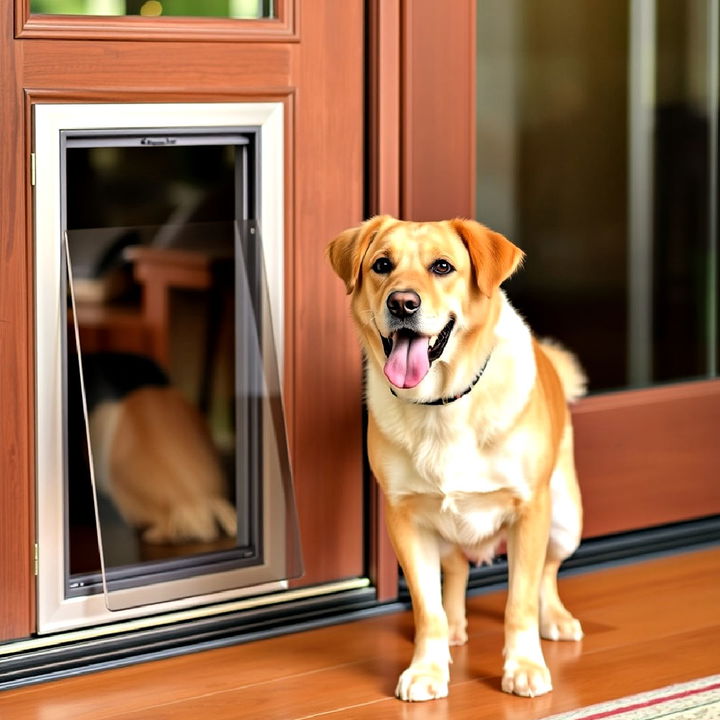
(0, 624, 412, 720)
(314, 626, 720, 720)
(0, 547, 717, 720)
(60, 624, 720, 720)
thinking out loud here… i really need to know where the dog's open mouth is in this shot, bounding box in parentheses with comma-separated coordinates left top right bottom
(381, 317, 455, 389)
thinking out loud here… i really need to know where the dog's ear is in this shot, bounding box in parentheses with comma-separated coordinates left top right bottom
(327, 215, 391, 294)
(451, 219, 524, 297)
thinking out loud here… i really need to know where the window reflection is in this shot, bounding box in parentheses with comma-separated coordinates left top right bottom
(31, 0, 274, 19)
(65, 138, 254, 589)
(476, 0, 718, 392)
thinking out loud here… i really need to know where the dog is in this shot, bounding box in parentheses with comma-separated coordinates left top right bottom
(73, 352, 237, 545)
(328, 217, 586, 701)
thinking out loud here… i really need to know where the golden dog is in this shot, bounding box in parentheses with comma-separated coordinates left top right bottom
(328, 217, 586, 701)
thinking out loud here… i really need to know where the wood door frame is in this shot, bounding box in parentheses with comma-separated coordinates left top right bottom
(366, 0, 401, 602)
(1, 0, 367, 643)
(400, 0, 476, 222)
(0, 0, 35, 643)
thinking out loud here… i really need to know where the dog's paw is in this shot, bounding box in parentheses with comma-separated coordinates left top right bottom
(448, 620, 468, 646)
(501, 658, 552, 697)
(142, 524, 169, 544)
(396, 665, 449, 702)
(540, 608, 583, 642)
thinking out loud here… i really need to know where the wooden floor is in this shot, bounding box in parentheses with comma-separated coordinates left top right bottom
(1, 547, 719, 719)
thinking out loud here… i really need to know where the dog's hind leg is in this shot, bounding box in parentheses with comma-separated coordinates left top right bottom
(540, 424, 583, 642)
(539, 556, 583, 641)
(441, 545, 469, 646)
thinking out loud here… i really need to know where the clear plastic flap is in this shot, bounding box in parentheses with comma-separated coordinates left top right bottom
(64, 220, 302, 612)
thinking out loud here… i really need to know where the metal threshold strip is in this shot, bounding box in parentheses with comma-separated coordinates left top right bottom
(0, 578, 370, 658)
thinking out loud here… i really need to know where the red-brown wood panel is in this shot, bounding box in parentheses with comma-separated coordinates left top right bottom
(368, 0, 401, 219)
(0, 2, 34, 642)
(23, 42, 292, 90)
(574, 380, 720, 538)
(401, 0, 476, 221)
(290, 0, 365, 585)
(367, 0, 401, 600)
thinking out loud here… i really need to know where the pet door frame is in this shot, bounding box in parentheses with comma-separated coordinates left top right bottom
(34, 102, 288, 634)
(61, 130, 260, 599)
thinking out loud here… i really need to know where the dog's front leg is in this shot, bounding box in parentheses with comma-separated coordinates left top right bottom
(503, 486, 553, 697)
(385, 498, 450, 702)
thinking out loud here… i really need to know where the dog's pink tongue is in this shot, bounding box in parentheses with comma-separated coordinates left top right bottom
(384, 333, 430, 388)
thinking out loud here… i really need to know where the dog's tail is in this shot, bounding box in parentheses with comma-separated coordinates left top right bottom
(538, 339, 587, 403)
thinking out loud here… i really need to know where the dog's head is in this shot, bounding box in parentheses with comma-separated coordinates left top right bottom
(327, 216, 524, 392)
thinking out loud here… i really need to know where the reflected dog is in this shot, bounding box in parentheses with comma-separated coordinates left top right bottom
(80, 353, 237, 544)
(328, 217, 585, 700)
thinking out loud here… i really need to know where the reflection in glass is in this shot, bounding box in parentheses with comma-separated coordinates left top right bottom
(63, 132, 301, 606)
(31, 0, 274, 19)
(476, 0, 718, 392)
(66, 140, 242, 584)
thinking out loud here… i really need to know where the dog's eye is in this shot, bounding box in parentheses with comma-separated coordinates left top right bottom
(371, 257, 393, 274)
(430, 259, 455, 276)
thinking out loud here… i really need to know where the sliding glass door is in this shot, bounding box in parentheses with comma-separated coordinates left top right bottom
(476, 0, 718, 394)
(474, 0, 720, 536)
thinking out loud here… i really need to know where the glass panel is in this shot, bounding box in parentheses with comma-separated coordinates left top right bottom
(476, 0, 718, 393)
(30, 0, 274, 19)
(62, 131, 300, 610)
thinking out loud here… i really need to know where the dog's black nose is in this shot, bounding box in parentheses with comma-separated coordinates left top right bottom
(387, 290, 421, 319)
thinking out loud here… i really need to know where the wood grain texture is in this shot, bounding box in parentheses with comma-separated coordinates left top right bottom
(0, 0, 34, 643)
(573, 379, 720, 537)
(1, 547, 718, 719)
(368, 0, 401, 218)
(367, 479, 398, 602)
(288, 0, 365, 585)
(401, 0, 476, 221)
(23, 42, 292, 90)
(367, 0, 401, 601)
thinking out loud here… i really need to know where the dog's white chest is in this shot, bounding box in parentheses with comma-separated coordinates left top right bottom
(381, 415, 528, 500)
(376, 409, 533, 552)
(412, 425, 493, 494)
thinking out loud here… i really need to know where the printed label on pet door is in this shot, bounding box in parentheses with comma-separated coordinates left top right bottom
(65, 220, 302, 611)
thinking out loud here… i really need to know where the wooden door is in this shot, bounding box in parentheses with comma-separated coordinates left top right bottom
(0, 0, 366, 642)
(385, 0, 720, 542)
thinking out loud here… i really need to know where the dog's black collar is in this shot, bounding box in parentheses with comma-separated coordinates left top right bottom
(389, 351, 492, 406)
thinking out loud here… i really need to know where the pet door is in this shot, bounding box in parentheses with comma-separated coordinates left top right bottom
(35, 104, 301, 628)
(66, 222, 301, 611)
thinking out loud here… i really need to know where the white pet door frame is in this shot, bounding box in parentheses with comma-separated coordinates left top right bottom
(34, 102, 300, 633)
